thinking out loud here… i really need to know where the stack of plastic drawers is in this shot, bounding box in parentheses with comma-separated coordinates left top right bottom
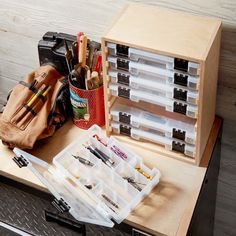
(106, 43, 198, 158)
(101, 4, 221, 165)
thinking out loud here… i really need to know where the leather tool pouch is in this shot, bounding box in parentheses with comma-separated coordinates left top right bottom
(0, 65, 71, 149)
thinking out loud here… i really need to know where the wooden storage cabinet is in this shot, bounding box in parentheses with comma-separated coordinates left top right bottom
(102, 4, 221, 165)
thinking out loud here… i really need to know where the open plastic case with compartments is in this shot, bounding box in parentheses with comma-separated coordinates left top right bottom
(12, 125, 161, 228)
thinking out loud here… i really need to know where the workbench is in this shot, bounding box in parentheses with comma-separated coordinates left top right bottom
(0, 117, 222, 236)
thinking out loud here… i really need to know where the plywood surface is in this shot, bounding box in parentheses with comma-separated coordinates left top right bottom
(197, 26, 222, 165)
(103, 4, 221, 61)
(0, 117, 221, 235)
(0, 0, 235, 234)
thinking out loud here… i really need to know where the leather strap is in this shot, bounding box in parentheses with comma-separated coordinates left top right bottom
(24, 104, 37, 116)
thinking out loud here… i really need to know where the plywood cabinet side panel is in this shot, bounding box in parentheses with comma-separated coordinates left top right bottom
(198, 27, 222, 165)
(101, 38, 111, 136)
(195, 60, 205, 165)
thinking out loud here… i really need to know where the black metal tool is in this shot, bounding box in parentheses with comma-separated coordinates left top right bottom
(72, 154, 94, 167)
(83, 145, 114, 168)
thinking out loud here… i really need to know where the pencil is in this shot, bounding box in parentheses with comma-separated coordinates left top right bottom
(26, 84, 46, 107)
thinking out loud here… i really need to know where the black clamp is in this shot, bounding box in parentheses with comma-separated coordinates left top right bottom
(12, 155, 29, 168)
(52, 198, 71, 213)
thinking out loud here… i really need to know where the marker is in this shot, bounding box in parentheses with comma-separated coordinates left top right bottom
(95, 52, 102, 73)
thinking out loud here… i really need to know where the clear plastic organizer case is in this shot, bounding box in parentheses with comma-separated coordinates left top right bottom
(108, 70, 199, 105)
(108, 83, 198, 118)
(13, 125, 160, 227)
(110, 102, 196, 145)
(107, 43, 200, 76)
(110, 121, 196, 158)
(107, 56, 200, 90)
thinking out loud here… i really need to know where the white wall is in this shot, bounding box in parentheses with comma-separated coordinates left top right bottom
(0, 1, 236, 234)
(0, 0, 235, 123)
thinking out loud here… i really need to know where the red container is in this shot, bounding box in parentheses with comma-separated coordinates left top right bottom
(69, 82, 105, 129)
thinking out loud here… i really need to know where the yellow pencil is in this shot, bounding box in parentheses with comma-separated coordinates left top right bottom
(42, 85, 51, 97)
(26, 84, 46, 107)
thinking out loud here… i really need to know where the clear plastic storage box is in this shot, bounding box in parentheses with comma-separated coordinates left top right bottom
(108, 83, 198, 118)
(107, 43, 200, 76)
(108, 70, 199, 105)
(13, 125, 161, 227)
(110, 102, 196, 145)
(107, 56, 200, 90)
(110, 121, 196, 157)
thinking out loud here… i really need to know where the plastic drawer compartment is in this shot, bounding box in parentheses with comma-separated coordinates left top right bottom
(108, 70, 199, 105)
(108, 83, 198, 118)
(106, 42, 200, 76)
(110, 102, 196, 145)
(111, 121, 196, 158)
(107, 56, 200, 90)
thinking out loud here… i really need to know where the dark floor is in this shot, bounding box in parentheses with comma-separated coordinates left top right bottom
(0, 178, 131, 236)
(214, 121, 236, 236)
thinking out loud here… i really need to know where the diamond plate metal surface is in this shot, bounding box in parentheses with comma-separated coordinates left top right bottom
(0, 226, 20, 236)
(0, 181, 131, 236)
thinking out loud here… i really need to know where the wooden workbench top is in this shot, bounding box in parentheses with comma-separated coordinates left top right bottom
(0, 117, 222, 236)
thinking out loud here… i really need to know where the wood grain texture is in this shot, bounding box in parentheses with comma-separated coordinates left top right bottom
(0, 0, 235, 234)
(103, 4, 222, 60)
(218, 26, 236, 88)
(200, 116, 222, 167)
(213, 121, 236, 236)
(197, 26, 221, 165)
(221, 121, 236, 148)
(0, 0, 235, 122)
(216, 86, 236, 123)
(0, 118, 222, 236)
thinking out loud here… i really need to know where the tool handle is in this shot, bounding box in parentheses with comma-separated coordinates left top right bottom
(79, 35, 87, 67)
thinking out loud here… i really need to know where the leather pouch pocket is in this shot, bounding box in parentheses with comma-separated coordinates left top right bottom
(10, 83, 49, 130)
(11, 99, 44, 131)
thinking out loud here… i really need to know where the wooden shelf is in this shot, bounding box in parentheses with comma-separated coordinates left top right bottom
(102, 3, 222, 165)
(0, 117, 222, 235)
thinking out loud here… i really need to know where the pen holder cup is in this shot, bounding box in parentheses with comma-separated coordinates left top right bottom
(69, 81, 105, 129)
